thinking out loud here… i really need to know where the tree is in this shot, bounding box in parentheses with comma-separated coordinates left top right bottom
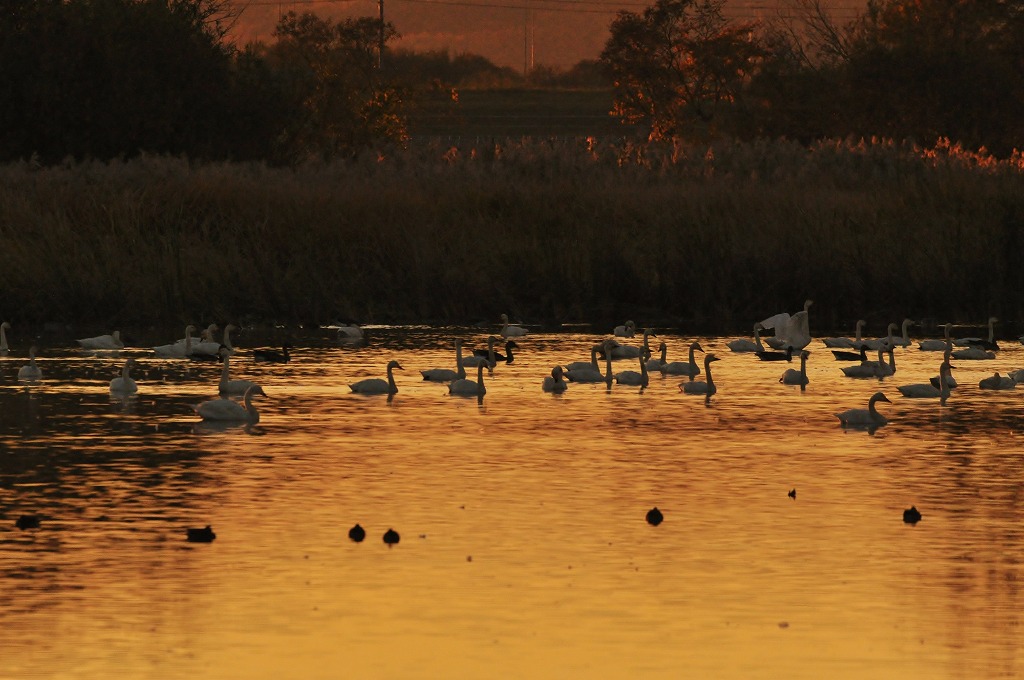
(268, 11, 407, 160)
(599, 0, 765, 140)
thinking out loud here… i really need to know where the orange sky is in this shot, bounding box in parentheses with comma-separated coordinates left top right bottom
(226, 0, 866, 71)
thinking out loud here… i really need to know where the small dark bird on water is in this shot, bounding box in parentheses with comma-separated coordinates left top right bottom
(187, 525, 217, 542)
(16, 515, 40, 530)
(348, 523, 366, 542)
(254, 345, 291, 363)
(903, 506, 922, 524)
(383, 528, 400, 546)
(788, 489, 796, 499)
(646, 507, 664, 526)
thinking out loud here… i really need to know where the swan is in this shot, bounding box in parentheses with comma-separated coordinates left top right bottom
(77, 330, 124, 350)
(218, 324, 238, 356)
(610, 329, 655, 360)
(565, 344, 606, 383)
(350, 360, 403, 395)
(865, 323, 898, 351)
(661, 342, 703, 377)
(836, 391, 890, 427)
(463, 336, 497, 369)
(954, 316, 998, 348)
(153, 325, 197, 358)
(823, 320, 867, 348)
(0, 321, 10, 354)
(899, 361, 953, 401)
(219, 351, 261, 396)
(189, 326, 224, 356)
(473, 338, 518, 364)
(18, 346, 42, 381)
(951, 346, 995, 360)
(337, 323, 364, 339)
(194, 384, 267, 423)
(449, 360, 486, 397)
(929, 345, 958, 389)
(979, 372, 1016, 390)
(499, 314, 528, 338)
(613, 320, 637, 338)
(760, 299, 812, 351)
(727, 323, 766, 353)
(1009, 369, 1024, 384)
(841, 348, 891, 378)
(892, 318, 915, 348)
(615, 351, 650, 387)
(422, 339, 467, 382)
(919, 323, 953, 351)
(109, 358, 138, 394)
(780, 350, 810, 388)
(253, 344, 290, 363)
(542, 365, 568, 393)
(680, 354, 720, 395)
(646, 342, 668, 371)
(175, 323, 217, 346)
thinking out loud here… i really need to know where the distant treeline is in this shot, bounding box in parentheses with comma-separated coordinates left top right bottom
(1, 138, 1022, 332)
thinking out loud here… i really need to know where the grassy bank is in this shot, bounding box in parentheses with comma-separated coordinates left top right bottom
(1, 137, 1023, 334)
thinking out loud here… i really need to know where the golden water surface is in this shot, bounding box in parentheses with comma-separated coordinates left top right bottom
(1, 326, 1022, 679)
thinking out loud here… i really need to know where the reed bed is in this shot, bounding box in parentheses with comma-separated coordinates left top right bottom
(1, 137, 1022, 333)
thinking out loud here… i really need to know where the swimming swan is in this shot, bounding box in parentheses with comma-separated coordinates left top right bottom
(18, 346, 42, 381)
(780, 350, 810, 388)
(194, 384, 267, 423)
(865, 323, 898, 351)
(919, 323, 953, 351)
(0, 321, 10, 354)
(613, 320, 637, 338)
(726, 323, 766, 353)
(892, 318, 915, 348)
(615, 351, 650, 387)
(219, 351, 261, 396)
(350, 360, 403, 395)
(680, 354, 720, 395)
(473, 338, 518, 364)
(836, 391, 890, 427)
(951, 346, 995, 360)
(954, 316, 998, 348)
(646, 342, 668, 371)
(760, 299, 812, 351)
(899, 361, 953, 402)
(610, 329, 655, 360)
(499, 314, 528, 338)
(542, 365, 568, 393)
(979, 372, 1016, 390)
(109, 358, 139, 394)
(422, 339, 467, 382)
(77, 330, 124, 350)
(337, 323, 364, 339)
(449, 360, 487, 397)
(841, 348, 892, 378)
(565, 344, 606, 383)
(661, 342, 703, 377)
(823, 320, 866, 348)
(253, 345, 291, 363)
(153, 325, 196, 358)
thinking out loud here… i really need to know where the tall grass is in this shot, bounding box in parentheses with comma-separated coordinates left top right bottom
(1, 137, 1022, 333)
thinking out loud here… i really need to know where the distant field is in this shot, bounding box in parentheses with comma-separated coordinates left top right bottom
(408, 88, 632, 139)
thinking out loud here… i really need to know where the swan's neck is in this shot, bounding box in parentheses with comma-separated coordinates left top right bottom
(387, 366, 397, 392)
(244, 391, 259, 422)
(0, 325, 7, 352)
(901, 322, 910, 343)
(705, 361, 715, 387)
(590, 347, 599, 369)
(605, 354, 613, 388)
(476, 363, 486, 394)
(123, 362, 132, 379)
(754, 326, 764, 351)
(221, 357, 230, 380)
(688, 345, 696, 365)
(987, 320, 995, 342)
(224, 327, 233, 349)
(659, 345, 667, 363)
(855, 321, 864, 343)
(455, 343, 466, 378)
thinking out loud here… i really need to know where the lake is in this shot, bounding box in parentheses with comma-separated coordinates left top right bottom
(1, 324, 1022, 679)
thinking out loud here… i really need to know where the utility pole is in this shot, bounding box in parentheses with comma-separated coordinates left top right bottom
(378, 0, 385, 69)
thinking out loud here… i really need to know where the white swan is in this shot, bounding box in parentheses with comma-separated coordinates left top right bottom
(189, 325, 224, 356)
(646, 342, 668, 371)
(919, 323, 953, 351)
(565, 344, 606, 383)
(449, 360, 487, 397)
(979, 372, 1016, 390)
(610, 328, 655, 359)
(780, 350, 810, 388)
(727, 323, 765, 353)
(841, 348, 891, 378)
(865, 323, 898, 351)
(218, 324, 238, 356)
(680, 354, 720, 395)
(823, 320, 866, 348)
(661, 342, 703, 378)
(836, 391, 890, 427)
(175, 323, 217, 345)
(337, 323, 364, 339)
(422, 339, 467, 382)
(194, 384, 267, 423)
(499, 314, 528, 338)
(0, 321, 10, 354)
(892, 318, 915, 347)
(613, 320, 637, 338)
(951, 345, 995, 360)
(954, 316, 998, 347)
(929, 345, 958, 389)
(760, 299, 812, 350)
(350, 360, 403, 395)
(899, 361, 953, 401)
(18, 346, 42, 381)
(77, 330, 124, 350)
(542, 365, 568, 393)
(219, 351, 261, 396)
(153, 325, 196, 358)
(109, 358, 139, 394)
(614, 351, 650, 387)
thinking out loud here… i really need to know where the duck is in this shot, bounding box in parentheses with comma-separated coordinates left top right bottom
(109, 358, 139, 394)
(613, 320, 637, 338)
(822, 320, 867, 348)
(253, 344, 291, 363)
(0, 321, 10, 354)
(18, 346, 42, 381)
(77, 330, 124, 350)
(661, 342, 703, 377)
(899, 361, 953, 402)
(836, 391, 890, 427)
(680, 354, 720, 395)
(350, 360, 403, 395)
(979, 372, 1016, 390)
(422, 339, 467, 382)
(565, 343, 606, 383)
(760, 299, 812, 351)
(473, 338, 518, 364)
(614, 351, 650, 387)
(449, 360, 487, 397)
(954, 316, 998, 348)
(779, 350, 810, 388)
(646, 341, 669, 371)
(499, 314, 528, 338)
(864, 323, 899, 351)
(542, 365, 569, 393)
(219, 350, 261, 396)
(194, 384, 267, 423)
(726, 323, 766, 353)
(186, 525, 216, 543)
(919, 323, 953, 351)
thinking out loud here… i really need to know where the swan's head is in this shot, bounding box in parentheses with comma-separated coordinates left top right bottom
(658, 341, 667, 351)
(551, 366, 563, 377)
(804, 299, 814, 310)
(800, 350, 810, 360)
(488, 335, 498, 346)
(454, 338, 462, 348)
(704, 353, 720, 365)
(626, 320, 636, 330)
(387, 360, 404, 371)
(887, 322, 897, 333)
(246, 385, 267, 398)
(185, 324, 197, 335)
(902, 318, 914, 327)
(500, 314, 510, 323)
(1, 321, 9, 330)
(869, 391, 890, 405)
(690, 342, 704, 352)
(224, 323, 236, 333)
(505, 340, 519, 350)
(856, 319, 866, 328)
